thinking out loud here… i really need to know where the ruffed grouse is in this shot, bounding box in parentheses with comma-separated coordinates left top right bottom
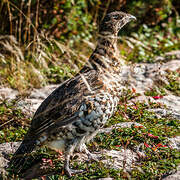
(9, 11, 136, 177)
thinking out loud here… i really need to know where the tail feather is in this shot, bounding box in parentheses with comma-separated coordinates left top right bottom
(9, 138, 37, 174)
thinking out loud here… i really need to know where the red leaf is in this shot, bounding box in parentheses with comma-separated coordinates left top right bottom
(157, 143, 167, 147)
(116, 145, 121, 147)
(42, 158, 47, 162)
(152, 95, 163, 99)
(144, 142, 150, 148)
(46, 159, 54, 167)
(152, 147, 158, 151)
(148, 133, 159, 139)
(132, 87, 136, 93)
(134, 125, 144, 128)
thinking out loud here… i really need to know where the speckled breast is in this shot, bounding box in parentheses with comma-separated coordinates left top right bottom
(72, 90, 119, 135)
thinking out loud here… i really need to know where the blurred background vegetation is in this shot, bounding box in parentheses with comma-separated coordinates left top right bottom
(0, 0, 179, 93)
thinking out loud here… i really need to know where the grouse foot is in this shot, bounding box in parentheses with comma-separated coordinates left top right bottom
(86, 150, 99, 161)
(65, 168, 84, 177)
(65, 154, 84, 177)
(77, 144, 99, 161)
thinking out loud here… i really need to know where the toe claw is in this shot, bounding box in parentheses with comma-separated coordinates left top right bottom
(87, 152, 99, 161)
(65, 168, 84, 177)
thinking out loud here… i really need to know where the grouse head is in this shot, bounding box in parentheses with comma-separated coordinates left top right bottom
(99, 11, 136, 35)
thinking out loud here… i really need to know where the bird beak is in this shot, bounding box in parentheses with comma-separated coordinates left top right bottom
(128, 14, 136, 21)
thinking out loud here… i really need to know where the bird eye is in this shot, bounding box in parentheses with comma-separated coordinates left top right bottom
(113, 15, 120, 20)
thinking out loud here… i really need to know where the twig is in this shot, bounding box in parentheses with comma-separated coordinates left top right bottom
(18, 0, 24, 44)
(33, 0, 39, 53)
(0, 118, 14, 128)
(6, 0, 12, 35)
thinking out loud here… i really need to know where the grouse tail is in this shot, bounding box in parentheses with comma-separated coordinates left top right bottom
(9, 138, 37, 174)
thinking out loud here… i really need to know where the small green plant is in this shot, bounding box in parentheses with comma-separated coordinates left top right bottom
(44, 64, 77, 84)
(165, 70, 180, 96)
(0, 99, 30, 143)
(120, 22, 180, 63)
(145, 87, 167, 97)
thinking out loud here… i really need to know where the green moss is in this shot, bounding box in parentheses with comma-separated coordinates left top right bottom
(0, 99, 30, 143)
(165, 71, 180, 96)
(145, 88, 167, 97)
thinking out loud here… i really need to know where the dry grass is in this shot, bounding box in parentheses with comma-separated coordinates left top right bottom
(0, 34, 92, 94)
(0, 1, 93, 94)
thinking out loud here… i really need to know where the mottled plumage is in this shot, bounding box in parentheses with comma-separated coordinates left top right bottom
(9, 11, 136, 177)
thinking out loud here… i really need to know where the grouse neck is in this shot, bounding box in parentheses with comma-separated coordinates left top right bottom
(88, 31, 119, 71)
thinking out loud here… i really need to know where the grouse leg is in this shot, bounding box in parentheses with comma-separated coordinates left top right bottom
(75, 136, 99, 161)
(64, 140, 84, 177)
(64, 154, 84, 177)
(82, 144, 99, 161)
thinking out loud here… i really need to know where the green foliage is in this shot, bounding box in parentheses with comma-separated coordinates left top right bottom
(50, 0, 94, 44)
(145, 88, 167, 97)
(120, 22, 180, 63)
(123, 0, 173, 26)
(0, 99, 30, 143)
(1, 0, 179, 44)
(44, 64, 76, 84)
(165, 71, 180, 96)
(0, 0, 95, 45)
(0, 126, 27, 143)
(144, 70, 180, 96)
